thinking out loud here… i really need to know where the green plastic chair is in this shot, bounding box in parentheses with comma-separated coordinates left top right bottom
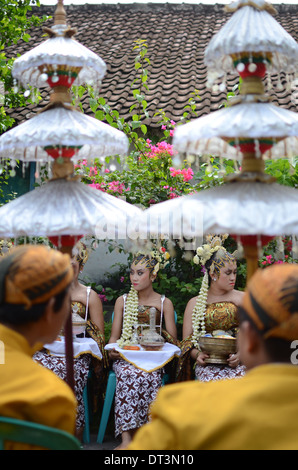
(0, 416, 81, 450)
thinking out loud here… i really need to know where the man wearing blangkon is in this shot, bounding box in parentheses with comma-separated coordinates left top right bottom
(0, 245, 77, 449)
(127, 263, 298, 450)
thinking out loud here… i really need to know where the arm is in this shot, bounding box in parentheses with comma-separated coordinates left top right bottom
(183, 297, 209, 365)
(226, 290, 244, 368)
(88, 289, 104, 333)
(108, 296, 124, 360)
(163, 297, 177, 341)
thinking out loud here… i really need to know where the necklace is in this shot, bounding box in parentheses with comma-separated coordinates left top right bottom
(191, 272, 209, 348)
(117, 285, 139, 348)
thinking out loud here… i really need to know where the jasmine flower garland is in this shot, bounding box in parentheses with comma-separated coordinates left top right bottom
(117, 285, 139, 348)
(191, 271, 209, 348)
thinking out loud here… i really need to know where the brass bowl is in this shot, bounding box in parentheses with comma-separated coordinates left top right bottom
(198, 336, 237, 364)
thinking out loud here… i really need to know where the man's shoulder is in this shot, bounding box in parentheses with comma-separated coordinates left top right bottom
(32, 360, 75, 402)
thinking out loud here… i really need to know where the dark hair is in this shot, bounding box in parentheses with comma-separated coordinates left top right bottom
(0, 287, 70, 326)
(238, 306, 293, 363)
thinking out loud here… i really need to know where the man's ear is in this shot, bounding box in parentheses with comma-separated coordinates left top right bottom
(42, 297, 56, 325)
(241, 320, 262, 353)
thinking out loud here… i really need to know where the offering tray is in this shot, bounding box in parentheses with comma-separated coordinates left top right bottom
(105, 342, 181, 372)
(198, 336, 236, 365)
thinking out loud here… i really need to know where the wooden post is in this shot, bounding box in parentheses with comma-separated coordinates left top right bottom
(243, 244, 259, 282)
(60, 244, 75, 392)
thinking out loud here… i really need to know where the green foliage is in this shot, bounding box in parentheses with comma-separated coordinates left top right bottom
(0, 1, 49, 204)
(0, 0, 49, 134)
(265, 158, 298, 187)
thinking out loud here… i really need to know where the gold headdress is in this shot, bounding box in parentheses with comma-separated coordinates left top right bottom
(193, 234, 236, 276)
(132, 243, 171, 277)
(0, 239, 14, 257)
(72, 241, 89, 267)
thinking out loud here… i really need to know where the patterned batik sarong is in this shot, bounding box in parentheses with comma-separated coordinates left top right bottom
(33, 350, 91, 430)
(195, 363, 245, 381)
(112, 302, 178, 437)
(113, 359, 162, 437)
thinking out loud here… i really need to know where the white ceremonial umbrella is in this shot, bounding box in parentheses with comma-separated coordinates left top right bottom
(0, 104, 129, 163)
(173, 0, 298, 164)
(0, 171, 141, 391)
(138, 180, 298, 280)
(12, 0, 106, 92)
(0, 177, 141, 241)
(173, 96, 298, 162)
(204, 0, 298, 87)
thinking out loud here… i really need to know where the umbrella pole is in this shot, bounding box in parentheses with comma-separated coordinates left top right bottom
(243, 244, 259, 281)
(60, 245, 75, 392)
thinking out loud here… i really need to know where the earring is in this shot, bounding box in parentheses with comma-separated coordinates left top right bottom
(213, 278, 217, 281)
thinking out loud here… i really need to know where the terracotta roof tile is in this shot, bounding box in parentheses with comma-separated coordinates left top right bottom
(4, 3, 298, 130)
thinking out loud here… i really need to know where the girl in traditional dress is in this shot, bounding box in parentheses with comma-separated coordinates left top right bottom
(108, 252, 177, 449)
(177, 234, 245, 382)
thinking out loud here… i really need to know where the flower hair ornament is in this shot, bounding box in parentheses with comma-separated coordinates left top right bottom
(72, 241, 89, 269)
(117, 247, 171, 347)
(191, 234, 236, 348)
(0, 239, 14, 257)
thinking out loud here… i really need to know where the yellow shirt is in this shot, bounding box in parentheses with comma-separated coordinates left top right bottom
(128, 364, 298, 450)
(0, 324, 77, 449)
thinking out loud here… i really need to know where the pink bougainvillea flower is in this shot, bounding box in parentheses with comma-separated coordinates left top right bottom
(181, 167, 194, 182)
(98, 293, 107, 303)
(89, 166, 98, 177)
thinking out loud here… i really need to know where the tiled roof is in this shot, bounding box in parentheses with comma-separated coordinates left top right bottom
(5, 2, 298, 129)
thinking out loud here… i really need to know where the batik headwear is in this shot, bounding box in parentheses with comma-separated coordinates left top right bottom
(0, 245, 73, 309)
(242, 264, 298, 341)
(72, 241, 89, 267)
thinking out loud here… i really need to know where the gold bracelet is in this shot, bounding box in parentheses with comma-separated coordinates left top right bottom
(195, 349, 201, 360)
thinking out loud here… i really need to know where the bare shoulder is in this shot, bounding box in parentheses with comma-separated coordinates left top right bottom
(186, 296, 198, 310)
(115, 295, 124, 308)
(232, 289, 245, 306)
(163, 296, 174, 309)
(89, 288, 100, 300)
